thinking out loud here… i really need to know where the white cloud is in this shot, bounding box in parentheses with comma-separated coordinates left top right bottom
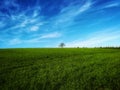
(66, 28, 120, 47)
(9, 38, 22, 45)
(61, 0, 91, 15)
(40, 32, 61, 39)
(77, 0, 91, 14)
(67, 36, 120, 47)
(30, 26, 39, 31)
(104, 3, 120, 8)
(33, 10, 39, 17)
(53, 0, 92, 26)
(32, 7, 41, 17)
(25, 38, 46, 43)
(11, 32, 62, 43)
(20, 19, 28, 27)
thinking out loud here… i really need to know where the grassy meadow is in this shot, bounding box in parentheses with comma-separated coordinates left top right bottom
(0, 48, 120, 90)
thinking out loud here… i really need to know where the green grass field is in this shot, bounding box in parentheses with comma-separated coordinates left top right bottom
(0, 48, 120, 90)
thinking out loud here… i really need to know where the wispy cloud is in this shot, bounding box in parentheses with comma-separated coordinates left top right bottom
(32, 7, 41, 17)
(1, 11, 44, 34)
(30, 26, 39, 31)
(104, 2, 120, 8)
(9, 38, 22, 45)
(7, 32, 62, 45)
(66, 28, 120, 47)
(67, 36, 120, 47)
(40, 32, 61, 39)
(51, 0, 92, 28)
(77, 0, 91, 14)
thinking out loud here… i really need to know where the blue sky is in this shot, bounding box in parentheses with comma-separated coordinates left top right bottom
(0, 0, 120, 48)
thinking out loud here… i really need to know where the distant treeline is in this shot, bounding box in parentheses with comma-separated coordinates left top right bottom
(97, 47, 120, 49)
(76, 47, 120, 49)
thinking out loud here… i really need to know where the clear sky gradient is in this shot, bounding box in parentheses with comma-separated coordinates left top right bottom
(0, 0, 120, 48)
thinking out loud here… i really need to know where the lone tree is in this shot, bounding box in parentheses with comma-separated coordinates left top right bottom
(59, 43, 65, 48)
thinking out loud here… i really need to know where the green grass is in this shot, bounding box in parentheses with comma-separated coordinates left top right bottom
(0, 48, 120, 90)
